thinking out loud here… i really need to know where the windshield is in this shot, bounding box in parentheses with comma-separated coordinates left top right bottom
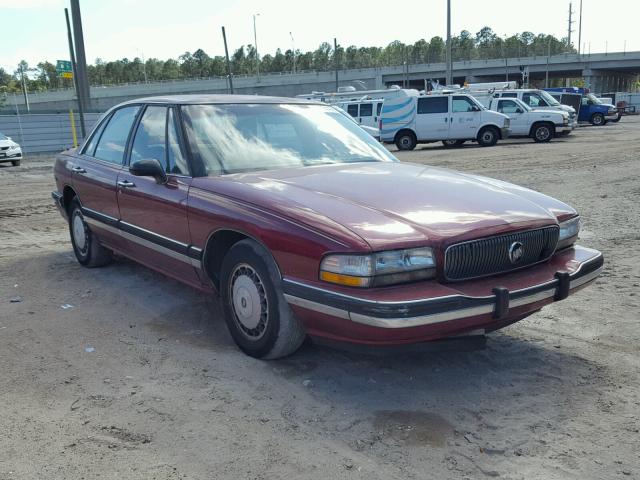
(539, 90, 561, 106)
(586, 93, 602, 104)
(182, 103, 397, 176)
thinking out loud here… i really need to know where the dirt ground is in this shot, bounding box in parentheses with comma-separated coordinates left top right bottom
(1, 117, 639, 480)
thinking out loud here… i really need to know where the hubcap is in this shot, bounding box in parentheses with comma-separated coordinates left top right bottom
(72, 212, 87, 252)
(401, 137, 410, 147)
(483, 132, 493, 142)
(230, 264, 268, 340)
(594, 115, 603, 125)
(536, 127, 549, 140)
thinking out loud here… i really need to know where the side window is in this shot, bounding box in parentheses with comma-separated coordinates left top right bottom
(501, 92, 518, 98)
(452, 96, 477, 113)
(498, 100, 519, 114)
(93, 106, 140, 164)
(167, 108, 188, 175)
(532, 93, 548, 106)
(376, 102, 382, 116)
(523, 93, 545, 107)
(581, 97, 589, 106)
(130, 106, 167, 167)
(417, 96, 448, 114)
(347, 104, 358, 117)
(359, 103, 373, 117)
(82, 115, 109, 156)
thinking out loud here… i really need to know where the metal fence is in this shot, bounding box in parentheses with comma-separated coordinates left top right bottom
(0, 112, 102, 154)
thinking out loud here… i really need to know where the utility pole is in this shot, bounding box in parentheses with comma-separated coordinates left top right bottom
(578, 0, 583, 54)
(290, 32, 296, 74)
(567, 2, 574, 50)
(545, 36, 551, 88)
(253, 14, 260, 81)
(445, 0, 452, 85)
(64, 7, 86, 138)
(70, 0, 90, 110)
(19, 63, 30, 113)
(222, 26, 233, 93)
(334, 38, 339, 91)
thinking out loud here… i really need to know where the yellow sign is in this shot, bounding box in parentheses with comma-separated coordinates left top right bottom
(60, 72, 73, 79)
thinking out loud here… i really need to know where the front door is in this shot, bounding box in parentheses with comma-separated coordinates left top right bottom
(72, 105, 141, 251)
(495, 99, 528, 135)
(415, 96, 449, 140)
(449, 96, 481, 140)
(116, 105, 202, 286)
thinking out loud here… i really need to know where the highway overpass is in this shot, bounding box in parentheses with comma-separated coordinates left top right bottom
(3, 51, 639, 114)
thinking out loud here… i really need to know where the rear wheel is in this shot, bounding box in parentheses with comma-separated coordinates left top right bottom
(590, 113, 605, 126)
(68, 198, 113, 267)
(477, 126, 499, 147)
(442, 139, 465, 148)
(220, 239, 305, 359)
(532, 123, 554, 143)
(394, 131, 417, 151)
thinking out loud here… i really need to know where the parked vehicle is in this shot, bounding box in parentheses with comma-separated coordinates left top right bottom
(296, 85, 411, 104)
(332, 105, 380, 140)
(486, 88, 578, 132)
(336, 98, 384, 130)
(476, 97, 570, 142)
(379, 90, 511, 150)
(52, 95, 603, 359)
(545, 87, 620, 126)
(0, 132, 22, 166)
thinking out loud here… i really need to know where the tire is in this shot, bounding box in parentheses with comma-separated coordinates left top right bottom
(220, 239, 306, 359)
(11, 160, 20, 166)
(590, 113, 605, 126)
(477, 126, 499, 147)
(442, 139, 465, 148)
(68, 198, 113, 267)
(394, 131, 417, 151)
(532, 123, 554, 143)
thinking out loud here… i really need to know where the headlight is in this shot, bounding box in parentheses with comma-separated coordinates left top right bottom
(557, 216, 580, 250)
(504, 118, 510, 128)
(320, 247, 436, 288)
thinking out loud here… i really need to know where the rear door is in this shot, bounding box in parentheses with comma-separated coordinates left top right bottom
(449, 96, 481, 139)
(116, 105, 201, 285)
(72, 105, 140, 250)
(358, 102, 374, 127)
(415, 96, 449, 140)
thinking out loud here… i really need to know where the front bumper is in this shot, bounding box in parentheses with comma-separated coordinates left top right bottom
(283, 245, 603, 345)
(555, 123, 572, 134)
(605, 111, 619, 120)
(0, 149, 22, 162)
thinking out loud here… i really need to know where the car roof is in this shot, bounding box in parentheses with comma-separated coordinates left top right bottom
(117, 94, 321, 106)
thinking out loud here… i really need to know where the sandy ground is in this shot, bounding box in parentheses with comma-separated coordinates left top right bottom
(1, 118, 639, 480)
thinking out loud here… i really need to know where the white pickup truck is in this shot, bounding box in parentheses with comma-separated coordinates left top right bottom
(479, 96, 571, 142)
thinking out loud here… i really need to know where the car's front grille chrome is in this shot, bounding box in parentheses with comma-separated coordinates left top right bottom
(444, 226, 559, 281)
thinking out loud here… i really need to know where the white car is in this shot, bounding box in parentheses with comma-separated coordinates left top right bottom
(0, 133, 22, 166)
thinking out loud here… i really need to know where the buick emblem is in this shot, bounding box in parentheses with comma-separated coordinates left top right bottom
(508, 241, 524, 264)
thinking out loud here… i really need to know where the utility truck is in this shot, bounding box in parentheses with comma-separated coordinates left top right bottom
(477, 96, 571, 142)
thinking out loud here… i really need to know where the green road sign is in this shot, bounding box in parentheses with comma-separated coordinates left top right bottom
(56, 60, 72, 73)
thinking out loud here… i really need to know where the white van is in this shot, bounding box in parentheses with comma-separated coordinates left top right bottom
(380, 90, 511, 150)
(336, 99, 384, 129)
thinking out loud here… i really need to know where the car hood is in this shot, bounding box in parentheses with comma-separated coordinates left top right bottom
(0, 139, 18, 148)
(194, 162, 575, 251)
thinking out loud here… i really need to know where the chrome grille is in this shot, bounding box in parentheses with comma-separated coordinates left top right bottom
(444, 226, 559, 281)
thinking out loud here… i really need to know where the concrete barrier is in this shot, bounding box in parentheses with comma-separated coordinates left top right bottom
(0, 112, 102, 154)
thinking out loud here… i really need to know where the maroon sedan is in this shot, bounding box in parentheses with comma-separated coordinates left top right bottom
(52, 95, 603, 358)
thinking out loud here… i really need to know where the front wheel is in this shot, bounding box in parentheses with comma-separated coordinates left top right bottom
(11, 160, 20, 166)
(220, 239, 306, 359)
(68, 198, 113, 267)
(591, 113, 605, 126)
(477, 127, 499, 147)
(442, 139, 465, 148)
(532, 123, 554, 143)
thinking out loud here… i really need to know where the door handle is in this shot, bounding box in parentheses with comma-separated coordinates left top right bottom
(71, 166, 86, 173)
(117, 180, 136, 188)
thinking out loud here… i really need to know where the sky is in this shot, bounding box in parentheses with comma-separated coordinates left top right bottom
(1, 0, 639, 73)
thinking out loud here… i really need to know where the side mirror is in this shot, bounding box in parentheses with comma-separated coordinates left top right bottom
(471, 105, 481, 112)
(129, 158, 167, 184)
(515, 108, 524, 114)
